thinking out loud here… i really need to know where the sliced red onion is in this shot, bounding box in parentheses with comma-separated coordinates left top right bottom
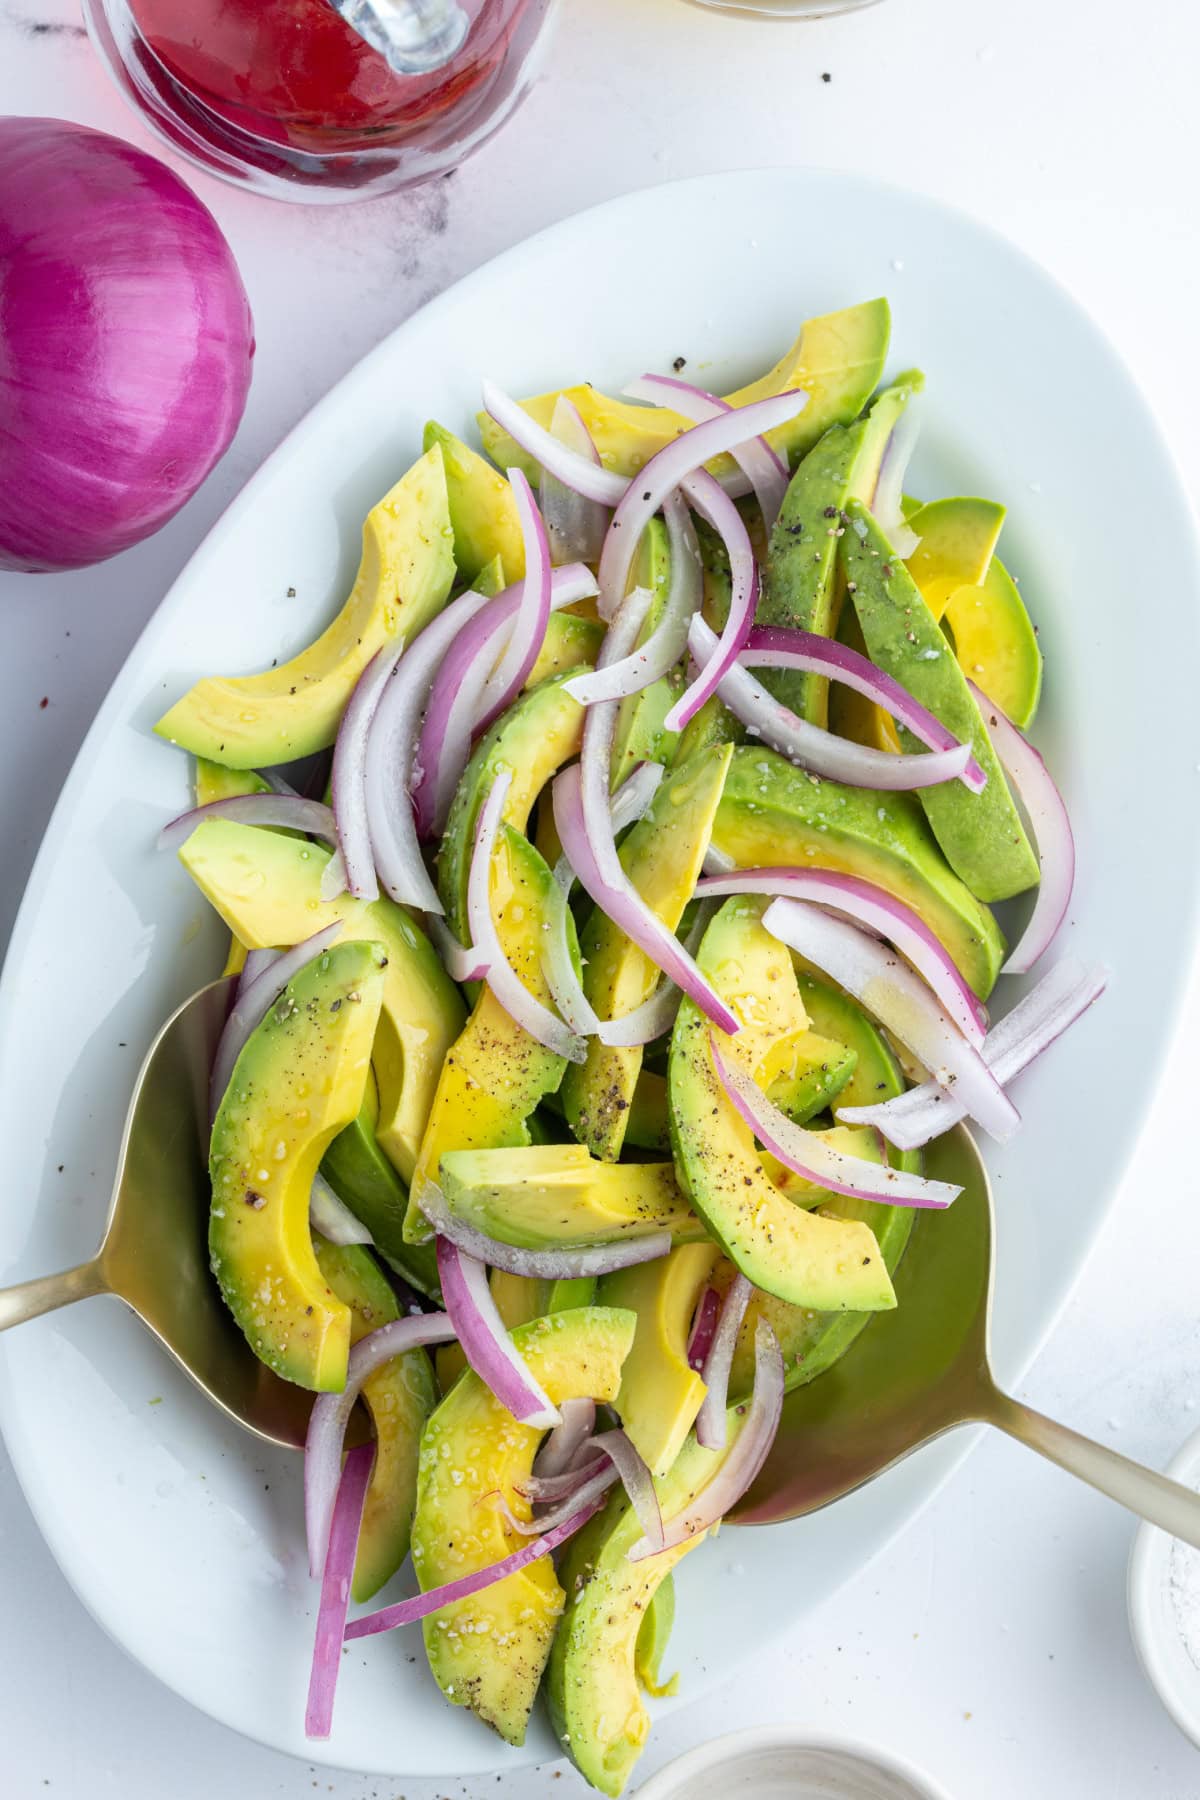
(687, 1288, 720, 1374)
(209, 922, 343, 1122)
(689, 617, 977, 793)
(703, 843, 736, 877)
(426, 916, 490, 984)
(236, 945, 279, 996)
(533, 1398, 596, 1479)
(436, 1236, 560, 1430)
(412, 563, 598, 838)
(543, 395, 610, 565)
(541, 862, 604, 1038)
(837, 956, 1108, 1150)
(467, 769, 587, 1063)
(591, 901, 714, 1051)
(363, 588, 495, 915)
(158, 793, 338, 853)
(657, 472, 756, 734)
(695, 1273, 753, 1450)
(740, 625, 987, 788)
(763, 899, 1019, 1143)
(310, 1171, 374, 1247)
(508, 1430, 662, 1551)
(970, 682, 1075, 975)
(595, 389, 808, 623)
(623, 373, 789, 528)
(420, 1184, 673, 1280)
(305, 1441, 373, 1740)
(565, 495, 702, 707)
(610, 760, 665, 834)
(305, 1311, 458, 1579)
(343, 1497, 606, 1641)
(482, 379, 627, 506)
(326, 645, 403, 903)
(475, 469, 553, 733)
(626, 1317, 784, 1562)
(711, 1035, 961, 1210)
(493, 1464, 620, 1538)
(872, 405, 922, 559)
(697, 866, 988, 1046)
(521, 1454, 608, 1503)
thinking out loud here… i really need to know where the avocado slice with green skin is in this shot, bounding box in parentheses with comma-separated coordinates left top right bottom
(209, 939, 386, 1392)
(424, 420, 525, 584)
(669, 897, 894, 1314)
(411, 1305, 636, 1745)
(479, 298, 892, 484)
(320, 1070, 440, 1297)
(758, 376, 922, 728)
(670, 691, 744, 763)
(623, 1069, 672, 1152)
(156, 449, 456, 768)
(562, 746, 734, 1162)
(311, 1237, 436, 1600)
(726, 970, 922, 1400)
(547, 1410, 752, 1798)
(610, 520, 683, 790)
(405, 827, 578, 1244)
(437, 673, 585, 942)
(597, 1242, 719, 1478)
(179, 819, 465, 1185)
(710, 745, 1005, 999)
(840, 499, 1039, 902)
(437, 1144, 703, 1249)
(634, 1573, 678, 1699)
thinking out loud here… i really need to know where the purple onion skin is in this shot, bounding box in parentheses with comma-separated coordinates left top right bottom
(0, 119, 254, 573)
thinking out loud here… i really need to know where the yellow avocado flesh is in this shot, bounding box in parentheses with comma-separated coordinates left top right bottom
(412, 1306, 636, 1745)
(437, 1143, 704, 1249)
(942, 554, 1044, 728)
(405, 827, 571, 1243)
(209, 941, 385, 1392)
(547, 1413, 749, 1798)
(527, 612, 603, 686)
(478, 298, 891, 482)
(312, 1238, 436, 1601)
(178, 819, 465, 1184)
(155, 448, 456, 768)
(598, 1242, 719, 1478)
(905, 496, 1006, 617)
(669, 898, 894, 1314)
(423, 421, 525, 583)
(562, 746, 733, 1161)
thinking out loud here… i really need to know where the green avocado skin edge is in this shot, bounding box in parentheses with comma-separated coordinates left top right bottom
(840, 499, 1040, 903)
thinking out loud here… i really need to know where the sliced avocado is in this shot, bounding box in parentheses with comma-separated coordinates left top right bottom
(905, 496, 1006, 614)
(527, 611, 604, 687)
(547, 1411, 751, 1797)
(942, 553, 1043, 728)
(438, 673, 585, 940)
(548, 1275, 597, 1311)
(727, 971, 922, 1400)
(192, 761, 272, 977)
(179, 819, 465, 1184)
(624, 1069, 671, 1153)
(320, 1070, 440, 1297)
(156, 449, 455, 767)
(670, 691, 744, 762)
(423, 420, 525, 584)
(562, 746, 733, 1160)
(634, 1573, 679, 1699)
(710, 746, 1005, 998)
(434, 1265, 546, 1394)
(411, 1305, 636, 1744)
(669, 897, 894, 1313)
(209, 940, 385, 1391)
(610, 520, 682, 789)
(597, 1242, 718, 1478)
(312, 1238, 436, 1600)
(762, 1027, 857, 1123)
(841, 500, 1038, 902)
(758, 376, 922, 727)
(405, 827, 576, 1243)
(438, 1144, 702, 1249)
(479, 298, 891, 482)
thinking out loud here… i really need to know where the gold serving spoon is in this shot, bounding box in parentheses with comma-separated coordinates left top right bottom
(739, 1123, 1200, 1546)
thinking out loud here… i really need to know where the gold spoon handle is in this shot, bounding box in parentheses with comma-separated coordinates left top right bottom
(0, 1259, 109, 1332)
(982, 1383, 1200, 1549)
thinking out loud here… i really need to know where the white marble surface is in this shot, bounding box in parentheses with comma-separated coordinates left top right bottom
(2, 1, 1199, 1795)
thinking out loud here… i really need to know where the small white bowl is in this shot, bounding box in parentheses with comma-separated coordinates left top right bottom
(633, 1727, 953, 1800)
(1129, 1424, 1200, 1749)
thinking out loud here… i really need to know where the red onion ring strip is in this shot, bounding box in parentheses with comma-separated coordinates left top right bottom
(660, 474, 756, 732)
(590, 899, 714, 1051)
(305, 1441, 374, 1740)
(236, 946, 279, 996)
(565, 496, 702, 706)
(689, 616, 978, 793)
(435, 1236, 560, 1429)
(711, 1035, 961, 1210)
(626, 1318, 784, 1562)
(872, 406, 922, 558)
(695, 1273, 753, 1450)
(509, 1431, 662, 1551)
(305, 1311, 458, 1579)
(467, 769, 587, 1062)
(837, 956, 1108, 1150)
(420, 1184, 673, 1280)
(687, 1288, 721, 1374)
(970, 682, 1075, 975)
(623, 372, 789, 528)
(543, 394, 609, 565)
(763, 899, 1018, 1142)
(158, 793, 338, 853)
(697, 866, 987, 1046)
(482, 378, 627, 506)
(426, 916, 490, 984)
(475, 469, 553, 732)
(326, 644, 402, 902)
(533, 1398, 596, 1479)
(343, 1497, 606, 1641)
(310, 1171, 373, 1247)
(209, 923, 342, 1122)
